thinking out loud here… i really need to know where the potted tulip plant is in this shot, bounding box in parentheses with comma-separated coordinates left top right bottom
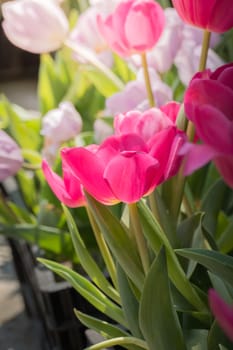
(1, 0, 233, 349)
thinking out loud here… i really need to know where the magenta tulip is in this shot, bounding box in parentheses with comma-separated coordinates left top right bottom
(62, 105, 185, 204)
(209, 289, 233, 342)
(42, 159, 86, 208)
(97, 0, 165, 57)
(183, 63, 233, 188)
(172, 0, 233, 33)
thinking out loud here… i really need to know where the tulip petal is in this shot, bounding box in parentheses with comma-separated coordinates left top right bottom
(209, 289, 233, 342)
(214, 156, 233, 189)
(42, 160, 85, 207)
(62, 148, 117, 205)
(191, 104, 233, 154)
(181, 143, 218, 175)
(104, 152, 159, 203)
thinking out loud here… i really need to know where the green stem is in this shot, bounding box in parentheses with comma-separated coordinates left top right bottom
(128, 203, 150, 274)
(141, 52, 155, 107)
(198, 30, 211, 71)
(86, 207, 118, 289)
(171, 29, 212, 220)
(84, 336, 148, 350)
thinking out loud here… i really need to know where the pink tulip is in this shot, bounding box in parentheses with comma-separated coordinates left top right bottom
(0, 130, 23, 181)
(209, 289, 233, 342)
(97, 0, 165, 57)
(172, 0, 233, 33)
(2, 0, 69, 54)
(42, 159, 86, 208)
(41, 102, 83, 144)
(183, 63, 233, 188)
(62, 105, 185, 204)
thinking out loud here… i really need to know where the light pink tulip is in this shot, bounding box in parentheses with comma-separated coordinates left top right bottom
(0, 130, 23, 181)
(183, 63, 233, 188)
(209, 289, 233, 342)
(105, 68, 172, 115)
(97, 0, 165, 57)
(2, 0, 69, 54)
(42, 159, 86, 208)
(172, 0, 233, 33)
(41, 102, 83, 144)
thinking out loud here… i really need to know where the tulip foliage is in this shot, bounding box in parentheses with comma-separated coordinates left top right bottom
(1, 0, 233, 349)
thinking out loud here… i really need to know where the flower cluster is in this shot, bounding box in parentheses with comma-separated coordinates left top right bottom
(1, 0, 233, 349)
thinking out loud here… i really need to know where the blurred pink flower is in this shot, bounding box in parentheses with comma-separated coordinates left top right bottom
(183, 63, 233, 188)
(105, 68, 172, 115)
(172, 0, 233, 33)
(209, 289, 233, 342)
(0, 130, 23, 181)
(97, 0, 165, 57)
(69, 7, 113, 66)
(41, 102, 83, 144)
(2, 0, 69, 53)
(42, 159, 86, 208)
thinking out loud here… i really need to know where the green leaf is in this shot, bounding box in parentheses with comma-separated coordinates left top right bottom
(83, 337, 148, 350)
(137, 200, 206, 312)
(176, 249, 233, 289)
(208, 320, 233, 350)
(82, 65, 121, 97)
(86, 193, 144, 291)
(113, 54, 136, 83)
(218, 219, 233, 253)
(139, 247, 186, 350)
(74, 309, 130, 340)
(38, 258, 127, 327)
(63, 205, 120, 304)
(117, 264, 143, 339)
(184, 330, 208, 350)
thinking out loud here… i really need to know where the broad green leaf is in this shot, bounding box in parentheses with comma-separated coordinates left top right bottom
(0, 224, 74, 260)
(38, 258, 127, 327)
(184, 330, 208, 350)
(218, 219, 233, 253)
(113, 54, 136, 83)
(82, 65, 121, 97)
(176, 249, 233, 289)
(74, 309, 130, 341)
(177, 212, 203, 250)
(137, 200, 206, 312)
(139, 247, 186, 350)
(117, 264, 143, 339)
(86, 193, 144, 291)
(63, 205, 120, 304)
(201, 180, 229, 235)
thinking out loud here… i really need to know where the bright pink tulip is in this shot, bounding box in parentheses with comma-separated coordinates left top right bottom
(62, 105, 185, 204)
(97, 0, 165, 57)
(0, 130, 23, 181)
(172, 0, 233, 33)
(183, 63, 233, 188)
(209, 289, 233, 342)
(62, 133, 161, 204)
(42, 159, 86, 208)
(2, 0, 69, 53)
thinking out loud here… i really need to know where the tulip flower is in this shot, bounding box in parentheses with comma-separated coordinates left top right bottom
(2, 0, 69, 54)
(62, 105, 185, 204)
(42, 159, 86, 208)
(97, 0, 165, 57)
(0, 130, 23, 181)
(208, 289, 233, 342)
(172, 0, 233, 33)
(183, 63, 233, 188)
(41, 102, 83, 144)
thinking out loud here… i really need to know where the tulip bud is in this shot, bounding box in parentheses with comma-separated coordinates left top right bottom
(41, 102, 83, 144)
(2, 0, 69, 54)
(0, 130, 23, 181)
